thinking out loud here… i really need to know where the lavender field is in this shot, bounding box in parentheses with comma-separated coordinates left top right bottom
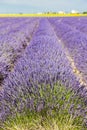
(0, 17, 87, 129)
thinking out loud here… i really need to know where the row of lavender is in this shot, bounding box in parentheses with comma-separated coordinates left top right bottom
(59, 17, 87, 34)
(48, 17, 87, 89)
(0, 18, 40, 86)
(0, 17, 87, 125)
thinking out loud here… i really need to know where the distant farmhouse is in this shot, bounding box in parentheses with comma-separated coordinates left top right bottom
(37, 12, 42, 14)
(58, 11, 65, 14)
(71, 10, 79, 14)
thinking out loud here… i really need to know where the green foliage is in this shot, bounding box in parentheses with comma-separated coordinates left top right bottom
(0, 109, 85, 130)
(0, 81, 86, 130)
(83, 11, 87, 14)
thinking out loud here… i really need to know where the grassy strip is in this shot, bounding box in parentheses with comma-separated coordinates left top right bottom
(0, 81, 86, 130)
(0, 110, 83, 130)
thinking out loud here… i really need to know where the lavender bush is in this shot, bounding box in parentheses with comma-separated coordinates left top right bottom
(0, 80, 87, 129)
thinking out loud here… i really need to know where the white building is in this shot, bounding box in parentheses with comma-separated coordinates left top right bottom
(58, 11, 65, 14)
(71, 10, 79, 14)
(37, 12, 42, 14)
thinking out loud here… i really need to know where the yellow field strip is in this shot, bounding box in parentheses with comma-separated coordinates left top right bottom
(0, 14, 87, 17)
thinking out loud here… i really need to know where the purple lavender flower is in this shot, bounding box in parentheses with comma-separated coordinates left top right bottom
(0, 18, 87, 128)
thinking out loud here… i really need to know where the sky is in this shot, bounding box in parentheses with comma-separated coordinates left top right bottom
(0, 0, 87, 13)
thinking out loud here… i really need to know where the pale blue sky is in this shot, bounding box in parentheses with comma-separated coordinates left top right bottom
(0, 0, 87, 13)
